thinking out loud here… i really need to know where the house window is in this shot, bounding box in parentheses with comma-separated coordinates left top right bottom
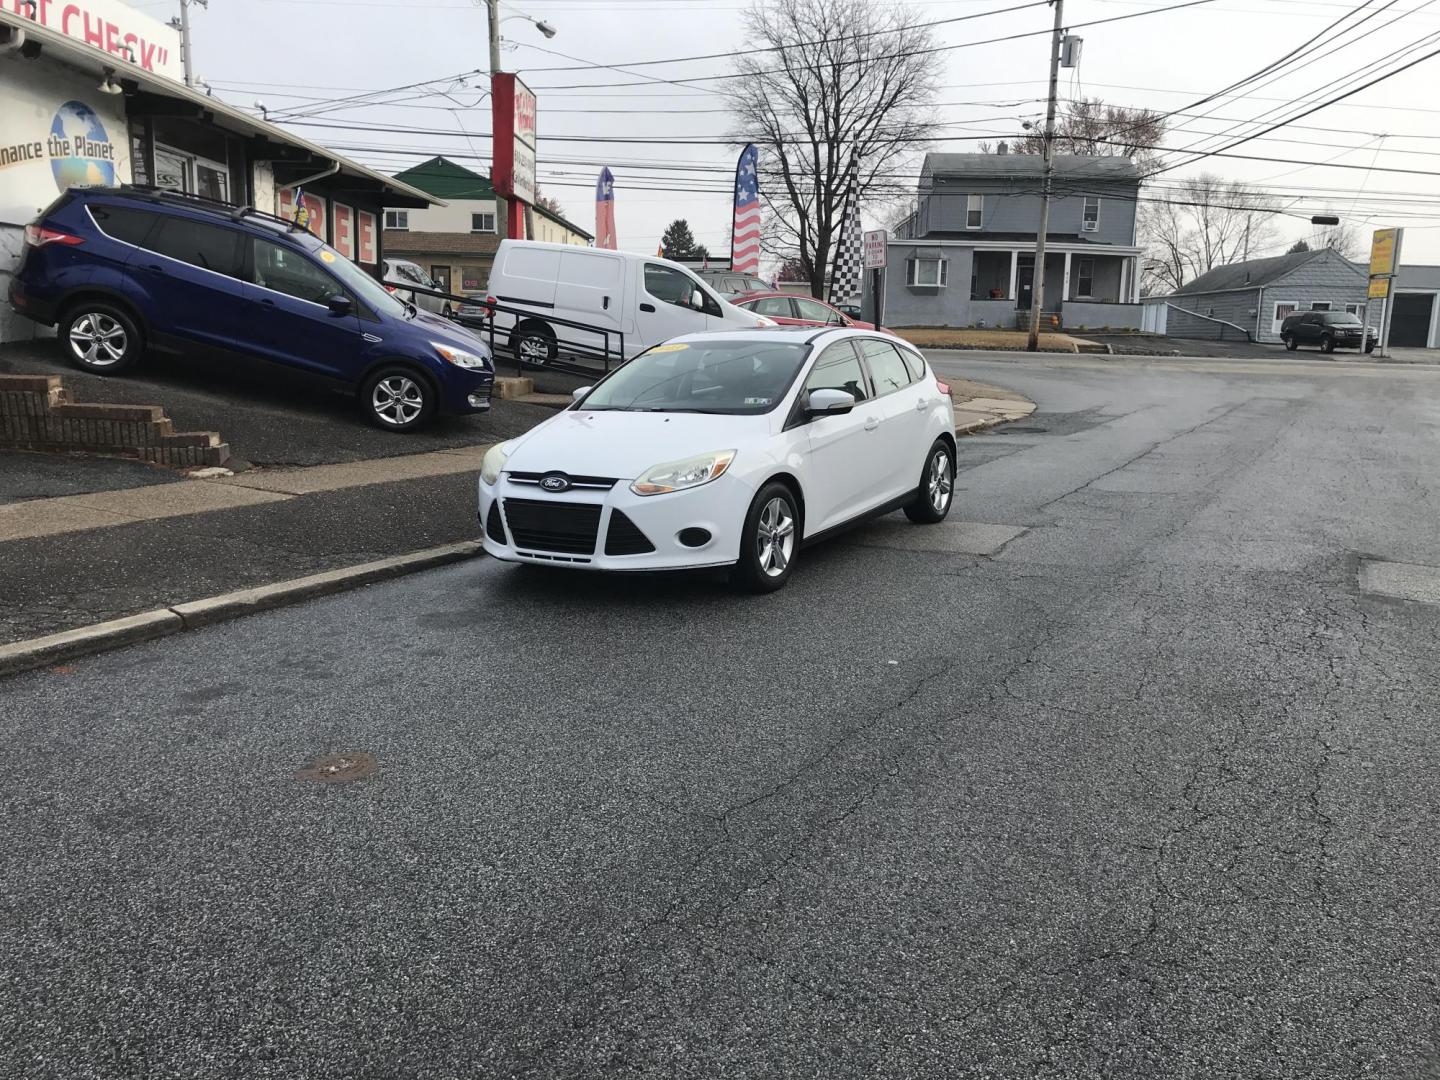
(470, 211, 496, 234)
(383, 210, 408, 230)
(966, 194, 983, 230)
(1082, 197, 1100, 232)
(1345, 302, 1363, 315)
(906, 257, 948, 288)
(1272, 301, 1298, 335)
(1310, 301, 1331, 311)
(1076, 257, 1094, 298)
(461, 264, 489, 292)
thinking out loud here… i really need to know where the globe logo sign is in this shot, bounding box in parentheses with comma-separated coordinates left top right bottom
(50, 101, 116, 191)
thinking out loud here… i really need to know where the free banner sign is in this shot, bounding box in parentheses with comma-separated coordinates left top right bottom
(863, 229, 887, 270)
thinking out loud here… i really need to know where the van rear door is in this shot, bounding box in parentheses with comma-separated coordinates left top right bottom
(556, 249, 625, 358)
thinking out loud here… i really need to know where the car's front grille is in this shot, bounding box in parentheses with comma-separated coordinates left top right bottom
(605, 510, 655, 555)
(508, 471, 618, 490)
(503, 498, 601, 555)
(485, 500, 506, 544)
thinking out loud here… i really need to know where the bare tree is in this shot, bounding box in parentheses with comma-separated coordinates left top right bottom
(1140, 174, 1281, 293)
(1308, 221, 1359, 259)
(730, 0, 940, 297)
(1013, 97, 1168, 170)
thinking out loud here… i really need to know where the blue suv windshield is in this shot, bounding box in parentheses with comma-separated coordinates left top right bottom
(319, 245, 409, 317)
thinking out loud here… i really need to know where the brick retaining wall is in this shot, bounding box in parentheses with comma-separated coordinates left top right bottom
(0, 375, 229, 468)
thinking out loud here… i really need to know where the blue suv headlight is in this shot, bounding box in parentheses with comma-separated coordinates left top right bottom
(432, 341, 491, 370)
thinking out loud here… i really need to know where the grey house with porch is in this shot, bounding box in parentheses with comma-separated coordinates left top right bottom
(1155, 248, 1373, 344)
(882, 153, 1144, 330)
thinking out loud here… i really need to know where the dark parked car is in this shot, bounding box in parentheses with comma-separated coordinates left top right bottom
(696, 269, 772, 296)
(1280, 310, 1376, 354)
(8, 187, 494, 431)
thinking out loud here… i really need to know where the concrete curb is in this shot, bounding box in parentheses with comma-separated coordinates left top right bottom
(0, 541, 483, 679)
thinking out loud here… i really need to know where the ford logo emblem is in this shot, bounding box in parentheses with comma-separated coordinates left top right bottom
(539, 474, 570, 492)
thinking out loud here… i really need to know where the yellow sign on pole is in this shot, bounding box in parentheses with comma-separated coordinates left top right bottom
(1369, 276, 1391, 299)
(1370, 228, 1399, 276)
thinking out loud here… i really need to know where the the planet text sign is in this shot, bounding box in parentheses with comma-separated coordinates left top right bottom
(2, 0, 183, 82)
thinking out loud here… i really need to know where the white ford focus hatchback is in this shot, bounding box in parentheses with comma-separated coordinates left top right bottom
(478, 328, 957, 591)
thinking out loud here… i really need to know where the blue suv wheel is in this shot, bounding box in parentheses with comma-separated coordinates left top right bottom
(60, 302, 142, 373)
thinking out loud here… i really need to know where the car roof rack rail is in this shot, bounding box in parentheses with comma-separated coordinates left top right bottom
(113, 184, 309, 233)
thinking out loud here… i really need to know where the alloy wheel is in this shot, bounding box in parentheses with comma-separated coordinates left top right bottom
(928, 450, 953, 514)
(69, 313, 127, 367)
(518, 336, 551, 363)
(756, 496, 795, 578)
(372, 375, 425, 426)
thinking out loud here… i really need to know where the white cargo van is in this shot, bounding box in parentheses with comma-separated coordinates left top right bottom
(483, 240, 774, 364)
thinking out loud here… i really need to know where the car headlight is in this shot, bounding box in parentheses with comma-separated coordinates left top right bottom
(630, 450, 736, 496)
(433, 341, 491, 370)
(480, 441, 514, 485)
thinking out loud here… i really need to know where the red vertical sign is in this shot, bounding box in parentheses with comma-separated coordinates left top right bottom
(333, 203, 354, 260)
(356, 211, 377, 264)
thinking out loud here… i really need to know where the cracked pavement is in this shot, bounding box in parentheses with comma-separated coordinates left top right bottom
(3, 353, 1440, 1078)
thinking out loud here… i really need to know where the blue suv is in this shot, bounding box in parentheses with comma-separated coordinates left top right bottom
(9, 187, 494, 431)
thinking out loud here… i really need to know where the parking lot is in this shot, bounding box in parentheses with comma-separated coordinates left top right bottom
(4, 351, 1440, 1077)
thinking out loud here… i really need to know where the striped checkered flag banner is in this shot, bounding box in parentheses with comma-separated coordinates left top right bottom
(830, 163, 863, 305)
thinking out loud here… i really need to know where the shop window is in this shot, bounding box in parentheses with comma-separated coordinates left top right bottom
(471, 212, 496, 234)
(384, 211, 409, 230)
(906, 258, 947, 288)
(460, 265, 489, 292)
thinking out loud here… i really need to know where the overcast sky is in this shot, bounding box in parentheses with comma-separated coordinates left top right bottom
(153, 0, 1440, 264)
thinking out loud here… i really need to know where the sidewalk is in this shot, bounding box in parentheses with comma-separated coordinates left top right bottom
(0, 380, 1035, 647)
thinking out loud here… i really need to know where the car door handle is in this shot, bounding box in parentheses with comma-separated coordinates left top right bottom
(915, 397, 930, 411)
(639, 303, 655, 313)
(864, 416, 880, 431)
(143, 263, 164, 274)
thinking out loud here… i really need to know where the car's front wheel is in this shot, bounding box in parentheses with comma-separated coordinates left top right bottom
(732, 482, 800, 593)
(1320, 335, 1336, 354)
(1283, 334, 1297, 351)
(904, 439, 956, 524)
(60, 303, 141, 374)
(361, 366, 435, 432)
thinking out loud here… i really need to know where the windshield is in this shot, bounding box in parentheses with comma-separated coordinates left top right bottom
(581, 340, 810, 414)
(323, 247, 408, 316)
(1323, 313, 1362, 325)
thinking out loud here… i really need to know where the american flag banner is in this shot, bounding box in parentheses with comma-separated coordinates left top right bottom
(732, 143, 761, 276)
(830, 161, 863, 305)
(595, 167, 617, 250)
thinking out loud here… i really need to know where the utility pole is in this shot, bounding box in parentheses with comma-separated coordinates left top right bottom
(1026, 0, 1064, 352)
(486, 0, 509, 240)
(168, 0, 206, 87)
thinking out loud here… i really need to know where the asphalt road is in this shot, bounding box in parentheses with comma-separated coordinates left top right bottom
(4, 352, 1440, 1078)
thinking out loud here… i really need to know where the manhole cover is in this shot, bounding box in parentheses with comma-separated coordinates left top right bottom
(296, 752, 378, 784)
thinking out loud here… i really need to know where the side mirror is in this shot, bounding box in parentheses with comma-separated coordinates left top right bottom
(571, 386, 592, 404)
(327, 294, 354, 317)
(688, 291, 705, 311)
(807, 388, 856, 416)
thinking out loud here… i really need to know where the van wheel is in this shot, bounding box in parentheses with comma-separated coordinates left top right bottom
(361, 366, 435, 432)
(60, 303, 142, 374)
(513, 326, 557, 367)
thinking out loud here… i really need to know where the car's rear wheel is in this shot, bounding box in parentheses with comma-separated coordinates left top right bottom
(512, 325, 557, 367)
(1320, 335, 1336, 354)
(904, 439, 956, 524)
(361, 366, 435, 432)
(60, 303, 141, 374)
(1283, 334, 1297, 351)
(731, 482, 799, 593)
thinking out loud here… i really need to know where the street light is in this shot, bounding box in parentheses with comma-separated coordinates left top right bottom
(477, 0, 556, 241)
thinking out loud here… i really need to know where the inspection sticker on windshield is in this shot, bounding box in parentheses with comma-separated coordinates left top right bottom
(319, 251, 337, 263)
(744, 397, 771, 405)
(649, 343, 689, 353)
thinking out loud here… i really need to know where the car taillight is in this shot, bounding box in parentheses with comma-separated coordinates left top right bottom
(935, 380, 951, 395)
(24, 225, 84, 248)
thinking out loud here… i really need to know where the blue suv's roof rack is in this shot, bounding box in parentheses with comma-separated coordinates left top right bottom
(110, 184, 309, 235)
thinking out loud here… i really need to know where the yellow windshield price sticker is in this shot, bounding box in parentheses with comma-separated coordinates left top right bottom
(648, 343, 689, 353)
(319, 251, 337, 264)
